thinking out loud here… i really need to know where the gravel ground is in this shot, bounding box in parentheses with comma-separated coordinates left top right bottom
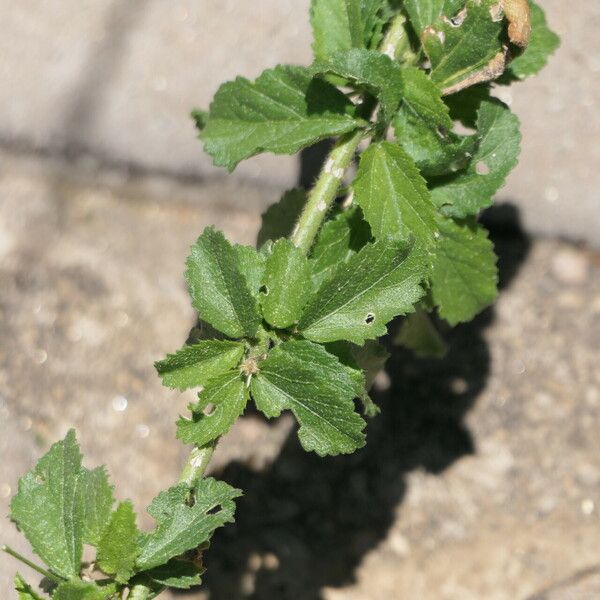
(0, 152, 598, 599)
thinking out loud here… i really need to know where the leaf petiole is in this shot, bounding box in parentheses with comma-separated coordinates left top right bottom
(2, 544, 64, 584)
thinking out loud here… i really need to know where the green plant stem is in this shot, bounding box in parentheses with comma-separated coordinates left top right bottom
(176, 11, 411, 495)
(290, 12, 410, 255)
(290, 130, 364, 254)
(129, 584, 156, 600)
(179, 443, 216, 488)
(1, 545, 63, 584)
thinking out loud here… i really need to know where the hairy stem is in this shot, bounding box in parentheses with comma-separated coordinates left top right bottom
(179, 443, 216, 488)
(290, 13, 411, 255)
(176, 11, 410, 493)
(290, 130, 364, 254)
(129, 584, 157, 600)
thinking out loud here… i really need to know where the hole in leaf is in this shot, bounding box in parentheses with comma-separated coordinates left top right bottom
(365, 313, 375, 325)
(260, 285, 269, 295)
(207, 505, 221, 516)
(476, 161, 490, 175)
(436, 125, 448, 139)
(449, 8, 468, 27)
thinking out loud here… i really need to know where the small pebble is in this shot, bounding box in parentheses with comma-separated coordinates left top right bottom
(581, 499, 595, 516)
(263, 553, 280, 570)
(111, 395, 128, 412)
(551, 248, 589, 285)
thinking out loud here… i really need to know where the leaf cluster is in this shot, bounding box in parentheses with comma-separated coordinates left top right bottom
(10, 431, 240, 598)
(8, 1, 559, 598)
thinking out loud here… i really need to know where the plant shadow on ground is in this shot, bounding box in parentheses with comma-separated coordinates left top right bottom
(188, 201, 530, 600)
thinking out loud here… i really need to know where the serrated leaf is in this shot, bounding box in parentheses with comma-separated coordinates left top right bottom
(403, 0, 463, 34)
(145, 559, 204, 589)
(82, 467, 114, 547)
(177, 372, 249, 447)
(396, 309, 448, 358)
(309, 207, 371, 288)
(353, 141, 439, 247)
(186, 227, 261, 339)
(136, 478, 240, 571)
(10, 431, 110, 579)
(97, 501, 140, 584)
(310, 0, 387, 60)
(431, 99, 521, 218)
(155, 340, 245, 391)
(423, 0, 504, 93)
(201, 65, 365, 170)
(191, 109, 208, 132)
(15, 574, 45, 600)
(393, 67, 477, 176)
(312, 49, 403, 120)
(507, 1, 560, 80)
(52, 581, 115, 600)
(257, 189, 306, 248)
(299, 239, 427, 344)
(233, 245, 266, 298)
(430, 217, 498, 325)
(260, 239, 313, 328)
(251, 340, 366, 455)
(445, 83, 491, 128)
(325, 339, 389, 415)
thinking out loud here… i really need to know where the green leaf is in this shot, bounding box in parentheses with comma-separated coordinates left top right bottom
(15, 574, 45, 600)
(201, 65, 365, 170)
(97, 501, 140, 583)
(393, 67, 477, 176)
(10, 431, 112, 579)
(507, 1, 560, 80)
(403, 0, 463, 34)
(396, 309, 448, 358)
(191, 109, 209, 133)
(52, 581, 114, 600)
(312, 48, 403, 120)
(145, 559, 204, 589)
(82, 467, 114, 547)
(155, 341, 245, 391)
(430, 217, 498, 325)
(310, 0, 387, 60)
(233, 244, 266, 298)
(251, 340, 366, 456)
(422, 0, 504, 93)
(309, 207, 371, 288)
(325, 340, 389, 416)
(136, 478, 240, 571)
(176, 372, 249, 447)
(260, 239, 313, 328)
(325, 340, 390, 397)
(353, 141, 439, 247)
(186, 227, 261, 339)
(431, 99, 521, 218)
(299, 238, 427, 344)
(444, 83, 491, 128)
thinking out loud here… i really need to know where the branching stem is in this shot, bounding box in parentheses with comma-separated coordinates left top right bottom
(176, 12, 410, 491)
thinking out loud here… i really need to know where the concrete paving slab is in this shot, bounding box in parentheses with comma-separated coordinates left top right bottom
(0, 0, 598, 245)
(0, 159, 598, 598)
